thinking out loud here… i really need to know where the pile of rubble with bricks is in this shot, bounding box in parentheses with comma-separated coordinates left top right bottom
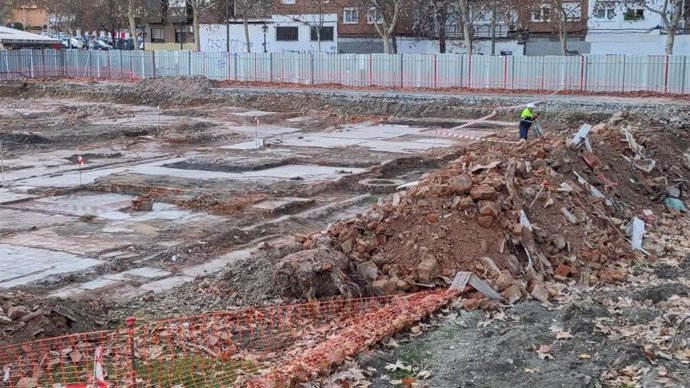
(287, 115, 687, 306)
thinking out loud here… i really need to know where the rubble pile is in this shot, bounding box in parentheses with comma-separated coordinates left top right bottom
(285, 114, 690, 306)
(0, 293, 104, 346)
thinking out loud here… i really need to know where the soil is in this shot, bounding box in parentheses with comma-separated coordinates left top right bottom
(2, 78, 690, 387)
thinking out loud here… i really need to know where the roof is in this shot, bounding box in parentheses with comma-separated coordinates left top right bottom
(0, 26, 60, 45)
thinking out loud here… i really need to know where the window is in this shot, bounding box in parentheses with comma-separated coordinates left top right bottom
(343, 8, 359, 24)
(276, 26, 299, 41)
(174, 27, 188, 43)
(594, 1, 616, 20)
(281, 0, 296, 4)
(532, 6, 551, 22)
(151, 28, 165, 43)
(310, 26, 334, 41)
(624, 8, 645, 21)
(367, 7, 383, 24)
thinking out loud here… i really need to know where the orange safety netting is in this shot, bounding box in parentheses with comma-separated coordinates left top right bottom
(0, 289, 458, 388)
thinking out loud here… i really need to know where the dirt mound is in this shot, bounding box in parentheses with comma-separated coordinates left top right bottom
(132, 76, 216, 105)
(0, 293, 106, 346)
(284, 115, 690, 305)
(57, 104, 135, 124)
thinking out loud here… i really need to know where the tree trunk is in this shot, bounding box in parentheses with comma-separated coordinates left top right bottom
(560, 29, 568, 55)
(665, 28, 676, 55)
(193, 10, 201, 51)
(243, 15, 251, 53)
(463, 21, 472, 55)
(439, 6, 447, 54)
(127, 0, 137, 49)
(382, 34, 391, 54)
(392, 33, 398, 54)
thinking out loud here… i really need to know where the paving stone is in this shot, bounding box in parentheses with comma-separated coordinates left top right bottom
(0, 244, 102, 289)
(78, 278, 121, 290)
(140, 276, 194, 293)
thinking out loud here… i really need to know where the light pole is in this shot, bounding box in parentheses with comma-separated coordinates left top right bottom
(262, 23, 268, 53)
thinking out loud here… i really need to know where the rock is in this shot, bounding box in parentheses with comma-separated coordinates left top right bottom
(358, 261, 379, 282)
(425, 213, 439, 223)
(451, 195, 462, 210)
(396, 279, 411, 291)
(479, 201, 501, 217)
(470, 185, 498, 201)
(276, 248, 355, 299)
(16, 377, 39, 388)
(495, 271, 515, 291)
(480, 240, 488, 253)
(555, 263, 572, 278)
(477, 215, 494, 228)
(610, 217, 623, 226)
(341, 239, 353, 254)
(314, 235, 333, 250)
(608, 111, 625, 125)
(531, 283, 549, 302)
(459, 196, 474, 210)
(449, 174, 473, 195)
(7, 306, 29, 320)
(501, 284, 523, 304)
(598, 267, 627, 284)
(371, 278, 396, 295)
(552, 235, 567, 251)
(417, 257, 440, 284)
(0, 313, 12, 324)
(463, 298, 481, 311)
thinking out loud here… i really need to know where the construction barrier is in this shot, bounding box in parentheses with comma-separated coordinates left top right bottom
(1, 49, 689, 94)
(0, 289, 457, 388)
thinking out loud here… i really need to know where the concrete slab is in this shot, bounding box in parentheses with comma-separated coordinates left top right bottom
(0, 229, 134, 256)
(104, 266, 171, 279)
(0, 244, 102, 289)
(181, 249, 250, 277)
(0, 208, 75, 230)
(233, 110, 276, 117)
(140, 276, 194, 293)
(79, 277, 121, 290)
(0, 190, 36, 204)
(252, 197, 315, 213)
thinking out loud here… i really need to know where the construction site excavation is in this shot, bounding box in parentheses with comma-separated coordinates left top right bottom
(0, 77, 690, 388)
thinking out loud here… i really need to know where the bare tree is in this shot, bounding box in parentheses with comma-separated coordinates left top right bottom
(604, 0, 687, 54)
(187, 0, 219, 51)
(359, 0, 409, 54)
(234, 0, 272, 53)
(527, 0, 584, 55)
(288, 0, 331, 52)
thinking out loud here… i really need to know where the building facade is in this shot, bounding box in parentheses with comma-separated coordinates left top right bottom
(586, 0, 690, 54)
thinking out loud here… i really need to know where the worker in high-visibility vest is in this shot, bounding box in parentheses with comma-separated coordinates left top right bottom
(519, 103, 537, 141)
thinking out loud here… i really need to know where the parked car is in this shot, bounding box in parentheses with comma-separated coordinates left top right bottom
(97, 38, 112, 50)
(69, 37, 84, 49)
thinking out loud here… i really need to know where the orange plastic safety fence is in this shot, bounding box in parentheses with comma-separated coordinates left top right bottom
(0, 290, 457, 388)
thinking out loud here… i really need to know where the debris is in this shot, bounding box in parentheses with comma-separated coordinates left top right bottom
(569, 123, 593, 149)
(624, 217, 645, 251)
(664, 198, 687, 213)
(468, 274, 505, 302)
(536, 344, 554, 360)
(560, 208, 578, 225)
(529, 180, 549, 209)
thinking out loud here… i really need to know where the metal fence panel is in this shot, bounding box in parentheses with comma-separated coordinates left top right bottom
(1, 50, 689, 94)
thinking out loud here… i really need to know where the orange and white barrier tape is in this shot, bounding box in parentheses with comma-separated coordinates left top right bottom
(436, 88, 563, 144)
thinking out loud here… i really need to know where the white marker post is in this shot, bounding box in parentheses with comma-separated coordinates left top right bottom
(255, 117, 260, 149)
(0, 141, 5, 187)
(77, 155, 84, 185)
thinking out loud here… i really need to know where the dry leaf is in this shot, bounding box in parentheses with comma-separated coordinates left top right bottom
(417, 370, 432, 380)
(401, 377, 415, 387)
(556, 331, 573, 340)
(537, 344, 554, 360)
(524, 368, 539, 374)
(385, 360, 412, 373)
(578, 353, 591, 360)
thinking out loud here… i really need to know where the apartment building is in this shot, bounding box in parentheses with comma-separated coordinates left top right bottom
(586, 0, 690, 54)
